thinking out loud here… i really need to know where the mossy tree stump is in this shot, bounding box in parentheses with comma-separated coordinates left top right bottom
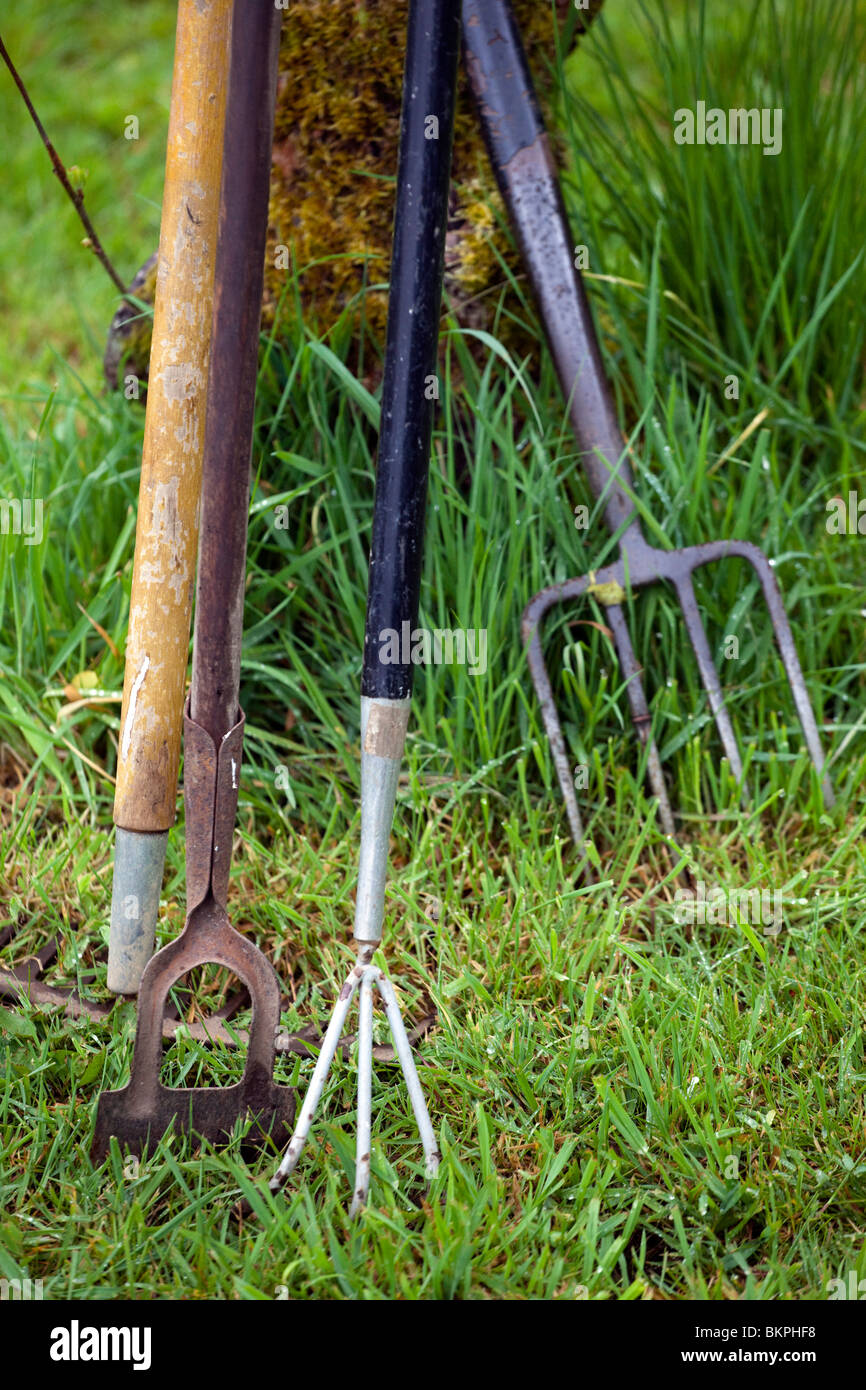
(105, 1, 604, 392)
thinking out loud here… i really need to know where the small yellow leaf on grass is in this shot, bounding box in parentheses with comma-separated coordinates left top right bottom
(72, 671, 99, 692)
(587, 571, 626, 606)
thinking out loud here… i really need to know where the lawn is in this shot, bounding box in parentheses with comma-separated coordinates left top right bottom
(0, 0, 864, 1301)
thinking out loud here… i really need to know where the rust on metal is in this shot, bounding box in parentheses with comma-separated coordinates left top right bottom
(91, 703, 296, 1160)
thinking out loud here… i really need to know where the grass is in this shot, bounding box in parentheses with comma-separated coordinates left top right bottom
(0, 0, 173, 393)
(0, 0, 864, 1299)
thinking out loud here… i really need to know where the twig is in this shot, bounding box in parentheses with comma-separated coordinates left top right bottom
(706, 407, 771, 478)
(0, 966, 439, 1060)
(0, 32, 131, 300)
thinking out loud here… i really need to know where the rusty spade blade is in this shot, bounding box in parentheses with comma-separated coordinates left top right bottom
(464, 0, 834, 849)
(91, 708, 295, 1160)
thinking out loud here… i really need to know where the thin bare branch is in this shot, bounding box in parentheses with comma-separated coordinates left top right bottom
(0, 32, 131, 300)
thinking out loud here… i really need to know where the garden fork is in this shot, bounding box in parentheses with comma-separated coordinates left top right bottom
(464, 0, 834, 849)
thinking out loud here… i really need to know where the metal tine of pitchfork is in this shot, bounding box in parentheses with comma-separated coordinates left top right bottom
(269, 0, 460, 1216)
(463, 0, 834, 852)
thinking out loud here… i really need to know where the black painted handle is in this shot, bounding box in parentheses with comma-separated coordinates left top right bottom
(361, 0, 462, 700)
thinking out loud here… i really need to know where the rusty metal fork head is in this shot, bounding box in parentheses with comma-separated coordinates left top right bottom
(523, 534, 835, 851)
(90, 706, 295, 1162)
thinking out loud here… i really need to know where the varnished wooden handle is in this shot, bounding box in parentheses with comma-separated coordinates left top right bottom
(114, 0, 233, 833)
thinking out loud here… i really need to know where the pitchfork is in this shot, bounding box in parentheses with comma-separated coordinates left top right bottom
(463, 0, 834, 851)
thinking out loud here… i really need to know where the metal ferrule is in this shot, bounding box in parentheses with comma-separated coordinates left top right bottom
(106, 828, 169, 994)
(353, 696, 410, 944)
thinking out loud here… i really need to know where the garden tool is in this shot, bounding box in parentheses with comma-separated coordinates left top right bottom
(270, 0, 459, 1216)
(107, 0, 233, 995)
(463, 0, 834, 852)
(91, 0, 293, 1159)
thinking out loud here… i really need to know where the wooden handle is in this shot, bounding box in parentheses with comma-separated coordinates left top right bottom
(114, 0, 233, 833)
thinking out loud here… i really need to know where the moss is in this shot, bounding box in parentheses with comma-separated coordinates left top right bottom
(265, 1, 604, 378)
(104, 2, 605, 390)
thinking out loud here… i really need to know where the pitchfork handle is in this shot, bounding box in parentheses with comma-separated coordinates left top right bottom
(463, 0, 645, 548)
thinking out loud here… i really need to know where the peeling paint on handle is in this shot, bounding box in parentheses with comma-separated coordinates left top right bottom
(114, 0, 233, 834)
(121, 656, 151, 761)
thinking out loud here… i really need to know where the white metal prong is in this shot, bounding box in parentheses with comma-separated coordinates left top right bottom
(270, 948, 439, 1211)
(349, 969, 375, 1218)
(269, 962, 362, 1193)
(377, 972, 441, 1179)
